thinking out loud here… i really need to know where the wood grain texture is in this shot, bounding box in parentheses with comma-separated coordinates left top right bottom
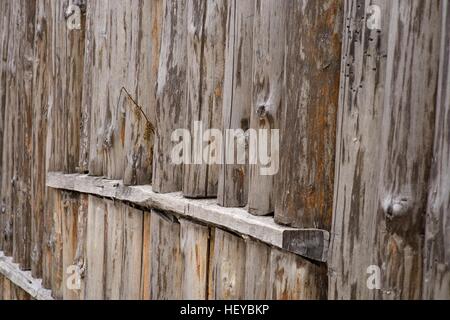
(269, 248, 328, 300)
(140, 211, 151, 300)
(328, 0, 392, 300)
(217, 0, 255, 207)
(375, 0, 441, 300)
(244, 239, 270, 299)
(208, 228, 246, 300)
(152, 0, 187, 194)
(73, 193, 88, 300)
(84, 195, 107, 300)
(0, 0, 14, 258)
(180, 219, 210, 299)
(275, 0, 342, 229)
(150, 210, 182, 300)
(11, 0, 36, 271)
(183, 0, 227, 198)
(423, 0, 450, 300)
(51, 190, 63, 299)
(248, 0, 285, 216)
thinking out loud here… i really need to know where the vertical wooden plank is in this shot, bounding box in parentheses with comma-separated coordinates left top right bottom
(104, 200, 124, 300)
(51, 190, 63, 299)
(244, 239, 270, 299)
(275, 0, 343, 229)
(248, 0, 285, 216)
(85, 196, 107, 300)
(140, 211, 152, 300)
(2, 275, 11, 300)
(424, 0, 450, 301)
(150, 210, 182, 300)
(183, 0, 227, 198)
(152, 0, 187, 193)
(73, 193, 88, 300)
(208, 228, 246, 300)
(62, 191, 80, 300)
(31, 0, 52, 279)
(0, 0, 9, 201)
(42, 187, 54, 289)
(180, 219, 210, 299)
(12, 0, 36, 271)
(123, 0, 159, 186)
(328, 0, 392, 300)
(217, 0, 255, 207)
(269, 248, 328, 300)
(0, 0, 14, 257)
(375, 0, 441, 300)
(120, 206, 143, 300)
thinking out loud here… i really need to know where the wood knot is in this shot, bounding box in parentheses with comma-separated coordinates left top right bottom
(256, 104, 268, 119)
(383, 196, 411, 219)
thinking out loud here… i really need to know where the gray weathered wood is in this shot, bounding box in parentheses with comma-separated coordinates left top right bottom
(0, 251, 53, 300)
(152, 0, 187, 194)
(269, 248, 328, 300)
(374, 0, 441, 300)
(217, 0, 255, 208)
(244, 239, 270, 299)
(180, 219, 210, 299)
(328, 0, 392, 300)
(423, 0, 450, 300)
(84, 195, 106, 300)
(275, 0, 343, 230)
(47, 172, 329, 262)
(209, 228, 246, 299)
(183, 0, 227, 198)
(150, 210, 182, 300)
(248, 0, 285, 216)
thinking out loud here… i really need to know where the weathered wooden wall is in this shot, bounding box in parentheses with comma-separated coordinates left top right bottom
(0, 0, 449, 300)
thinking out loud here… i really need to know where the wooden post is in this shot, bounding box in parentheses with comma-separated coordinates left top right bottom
(217, 0, 255, 208)
(244, 239, 270, 299)
(11, 0, 36, 270)
(248, 0, 286, 216)
(328, 0, 393, 300)
(424, 0, 450, 300)
(274, 0, 343, 229)
(183, 0, 227, 198)
(152, 0, 187, 193)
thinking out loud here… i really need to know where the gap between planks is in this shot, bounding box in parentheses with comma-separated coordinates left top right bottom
(0, 251, 53, 300)
(46, 172, 329, 262)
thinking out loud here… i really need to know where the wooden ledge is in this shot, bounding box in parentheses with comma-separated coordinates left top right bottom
(0, 252, 53, 300)
(47, 172, 329, 262)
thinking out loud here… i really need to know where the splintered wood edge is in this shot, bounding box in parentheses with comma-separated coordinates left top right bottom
(0, 252, 54, 300)
(47, 172, 329, 262)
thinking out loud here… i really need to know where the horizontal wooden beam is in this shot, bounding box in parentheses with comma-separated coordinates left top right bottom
(47, 172, 329, 262)
(0, 252, 53, 300)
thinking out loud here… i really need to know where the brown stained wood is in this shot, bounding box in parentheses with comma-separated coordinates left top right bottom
(11, 0, 36, 271)
(2, 275, 11, 300)
(140, 212, 152, 300)
(31, 0, 52, 279)
(328, 0, 392, 300)
(269, 248, 327, 300)
(104, 200, 124, 300)
(244, 239, 270, 299)
(375, 0, 441, 300)
(248, 0, 285, 216)
(120, 206, 143, 300)
(0, 274, 3, 299)
(275, 0, 343, 230)
(0, 0, 14, 258)
(180, 219, 210, 299)
(61, 191, 80, 300)
(153, 0, 187, 194)
(42, 188, 54, 289)
(424, 0, 450, 300)
(217, 0, 255, 208)
(85, 195, 107, 300)
(209, 228, 246, 300)
(183, 0, 227, 198)
(150, 210, 182, 300)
